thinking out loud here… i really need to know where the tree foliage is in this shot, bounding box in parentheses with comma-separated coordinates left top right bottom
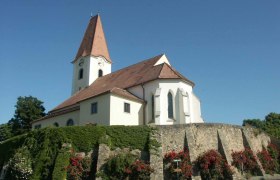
(0, 123, 13, 142)
(8, 96, 46, 135)
(243, 112, 280, 138)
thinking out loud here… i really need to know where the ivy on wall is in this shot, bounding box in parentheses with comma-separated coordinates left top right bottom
(0, 125, 157, 179)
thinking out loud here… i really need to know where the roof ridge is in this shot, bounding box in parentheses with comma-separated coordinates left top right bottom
(108, 54, 164, 74)
(88, 54, 164, 85)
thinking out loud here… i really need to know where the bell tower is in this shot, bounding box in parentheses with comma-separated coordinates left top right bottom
(71, 14, 112, 95)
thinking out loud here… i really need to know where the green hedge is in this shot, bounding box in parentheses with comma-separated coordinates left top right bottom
(62, 126, 106, 152)
(0, 134, 26, 169)
(52, 150, 70, 180)
(0, 125, 156, 179)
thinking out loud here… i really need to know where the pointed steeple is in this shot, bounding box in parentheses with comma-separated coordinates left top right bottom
(73, 14, 112, 63)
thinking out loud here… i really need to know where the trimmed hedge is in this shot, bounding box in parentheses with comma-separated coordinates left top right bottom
(52, 150, 70, 180)
(0, 125, 155, 179)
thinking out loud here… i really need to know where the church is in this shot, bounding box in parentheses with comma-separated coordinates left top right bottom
(32, 15, 204, 129)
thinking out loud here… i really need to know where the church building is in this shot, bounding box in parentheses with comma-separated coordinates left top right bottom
(32, 15, 204, 129)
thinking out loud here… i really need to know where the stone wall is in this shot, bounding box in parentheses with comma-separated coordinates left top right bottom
(157, 124, 270, 161)
(151, 123, 271, 179)
(94, 123, 272, 179)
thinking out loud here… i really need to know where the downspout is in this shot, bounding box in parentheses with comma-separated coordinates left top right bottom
(141, 84, 146, 125)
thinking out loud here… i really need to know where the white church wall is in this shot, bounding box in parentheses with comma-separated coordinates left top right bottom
(89, 56, 111, 85)
(127, 86, 143, 99)
(72, 56, 91, 95)
(153, 54, 170, 66)
(192, 93, 204, 123)
(157, 80, 197, 125)
(79, 93, 111, 125)
(32, 110, 80, 128)
(127, 79, 203, 125)
(72, 56, 111, 95)
(109, 94, 143, 125)
(128, 81, 160, 124)
(142, 81, 160, 124)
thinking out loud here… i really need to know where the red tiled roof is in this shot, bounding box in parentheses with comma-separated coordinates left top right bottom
(110, 87, 145, 103)
(51, 54, 194, 113)
(34, 106, 80, 123)
(73, 14, 112, 63)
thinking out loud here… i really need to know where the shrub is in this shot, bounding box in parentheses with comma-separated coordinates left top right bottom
(257, 149, 275, 174)
(163, 148, 192, 179)
(125, 159, 154, 180)
(52, 146, 71, 180)
(98, 153, 135, 180)
(6, 146, 33, 180)
(66, 150, 92, 180)
(267, 143, 280, 163)
(0, 134, 26, 170)
(231, 148, 260, 175)
(98, 153, 153, 180)
(257, 143, 280, 174)
(196, 149, 233, 180)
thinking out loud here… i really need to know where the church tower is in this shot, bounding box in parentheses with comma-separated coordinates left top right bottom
(71, 15, 112, 95)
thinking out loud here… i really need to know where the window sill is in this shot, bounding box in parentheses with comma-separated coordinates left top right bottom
(167, 118, 176, 122)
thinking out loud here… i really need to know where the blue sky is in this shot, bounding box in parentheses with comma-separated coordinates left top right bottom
(0, 0, 279, 125)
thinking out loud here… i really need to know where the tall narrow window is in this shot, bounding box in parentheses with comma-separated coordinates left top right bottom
(79, 68, 83, 79)
(124, 103, 130, 113)
(67, 119, 74, 126)
(168, 92, 174, 119)
(98, 69, 103, 77)
(151, 95, 155, 120)
(91, 102, 98, 114)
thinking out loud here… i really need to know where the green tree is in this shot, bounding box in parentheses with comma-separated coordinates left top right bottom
(264, 113, 280, 139)
(8, 96, 46, 135)
(243, 112, 280, 139)
(0, 123, 12, 142)
(243, 119, 264, 130)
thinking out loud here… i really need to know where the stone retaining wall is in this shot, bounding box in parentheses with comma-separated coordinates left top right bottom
(150, 123, 271, 179)
(95, 123, 271, 179)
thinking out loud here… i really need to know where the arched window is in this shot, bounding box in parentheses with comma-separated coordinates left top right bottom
(66, 119, 74, 126)
(168, 92, 174, 119)
(98, 69, 103, 77)
(79, 68, 83, 79)
(151, 95, 155, 120)
(53, 122, 59, 127)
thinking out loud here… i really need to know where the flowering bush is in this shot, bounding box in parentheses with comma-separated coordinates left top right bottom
(257, 149, 275, 174)
(7, 147, 33, 180)
(257, 143, 280, 174)
(196, 149, 233, 180)
(267, 143, 280, 162)
(66, 151, 91, 180)
(231, 148, 260, 175)
(97, 153, 153, 180)
(125, 159, 154, 180)
(163, 148, 192, 179)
